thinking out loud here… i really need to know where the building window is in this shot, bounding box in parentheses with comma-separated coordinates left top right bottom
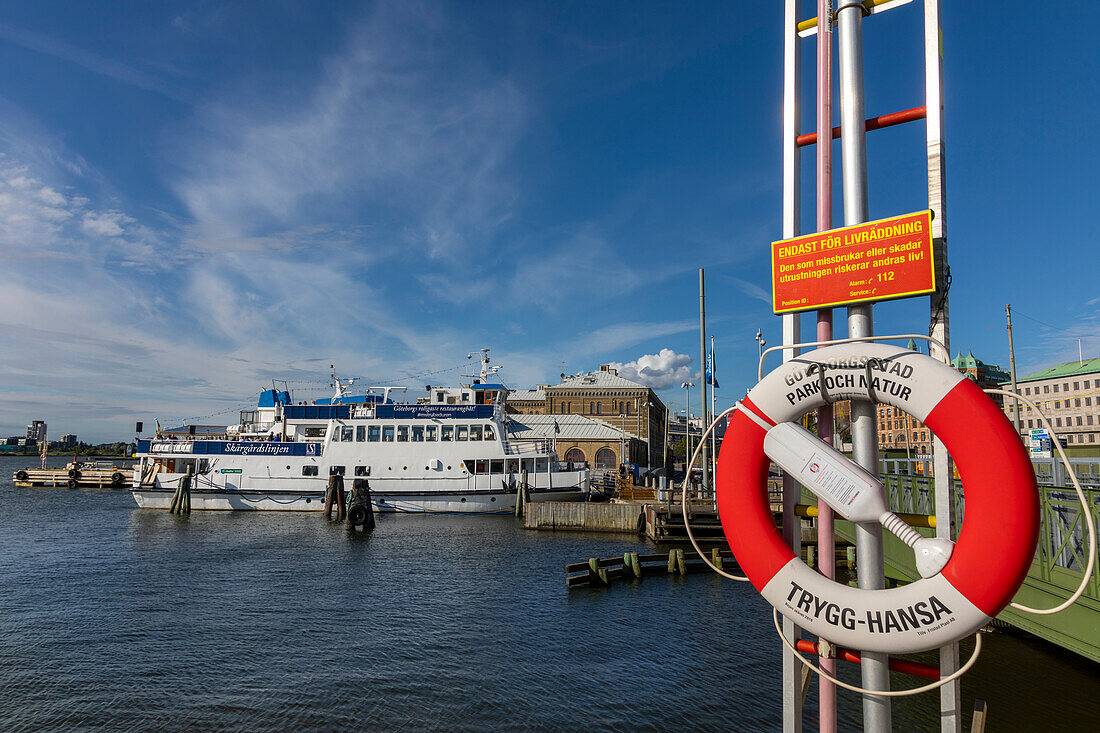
(1055, 418, 1062, 427)
(1084, 380, 1091, 389)
(1044, 385, 1050, 394)
(595, 448, 617, 470)
(1053, 384, 1059, 393)
(1076, 399, 1082, 407)
(1074, 382, 1080, 390)
(1091, 434, 1096, 443)
(589, 402, 595, 415)
(1078, 416, 1084, 426)
(1087, 398, 1093, 406)
(1064, 383, 1070, 391)
(1089, 416, 1095, 426)
(596, 403, 601, 415)
(564, 448, 585, 466)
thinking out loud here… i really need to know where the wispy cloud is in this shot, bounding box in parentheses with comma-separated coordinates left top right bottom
(0, 21, 191, 103)
(169, 1, 526, 259)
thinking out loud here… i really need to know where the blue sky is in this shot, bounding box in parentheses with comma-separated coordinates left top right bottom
(0, 1, 1095, 442)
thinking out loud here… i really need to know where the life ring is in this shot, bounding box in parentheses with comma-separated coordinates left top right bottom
(68, 469, 81, 479)
(67, 478, 78, 489)
(15, 470, 28, 482)
(111, 472, 125, 487)
(717, 342, 1038, 654)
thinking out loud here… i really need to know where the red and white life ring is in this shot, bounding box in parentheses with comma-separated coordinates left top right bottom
(717, 343, 1039, 654)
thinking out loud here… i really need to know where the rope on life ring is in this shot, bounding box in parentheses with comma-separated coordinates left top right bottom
(716, 342, 1039, 655)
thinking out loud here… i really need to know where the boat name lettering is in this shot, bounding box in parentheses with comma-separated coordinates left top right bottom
(374, 405, 494, 419)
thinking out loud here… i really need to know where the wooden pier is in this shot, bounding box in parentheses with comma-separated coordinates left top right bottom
(13, 466, 133, 489)
(566, 547, 740, 588)
(523, 501, 645, 534)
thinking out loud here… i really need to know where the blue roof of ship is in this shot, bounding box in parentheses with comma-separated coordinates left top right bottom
(473, 384, 507, 391)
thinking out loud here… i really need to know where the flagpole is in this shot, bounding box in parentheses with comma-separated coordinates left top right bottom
(710, 335, 717, 487)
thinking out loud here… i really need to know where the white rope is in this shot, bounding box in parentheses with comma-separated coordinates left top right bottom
(771, 609, 983, 697)
(984, 388, 1097, 615)
(680, 404, 751, 581)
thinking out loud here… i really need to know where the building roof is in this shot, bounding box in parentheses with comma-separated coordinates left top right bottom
(551, 370, 647, 390)
(507, 388, 546, 402)
(506, 413, 629, 441)
(1008, 357, 1100, 385)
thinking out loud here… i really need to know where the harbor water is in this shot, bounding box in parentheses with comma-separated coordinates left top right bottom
(1, 455, 1097, 731)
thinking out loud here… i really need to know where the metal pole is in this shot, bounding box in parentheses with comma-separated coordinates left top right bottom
(815, 2, 838, 729)
(781, 1, 803, 729)
(836, 1, 892, 729)
(699, 269, 710, 497)
(924, 0, 960, 728)
(1007, 304, 1021, 436)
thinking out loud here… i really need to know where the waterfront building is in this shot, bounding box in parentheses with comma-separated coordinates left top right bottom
(506, 364, 666, 468)
(507, 413, 640, 471)
(58, 434, 78, 448)
(26, 420, 45, 441)
(876, 344, 1008, 455)
(1000, 357, 1100, 447)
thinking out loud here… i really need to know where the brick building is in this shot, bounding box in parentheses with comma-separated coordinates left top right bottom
(876, 344, 1008, 454)
(506, 364, 666, 468)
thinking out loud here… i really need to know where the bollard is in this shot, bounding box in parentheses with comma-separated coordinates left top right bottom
(324, 474, 337, 519)
(346, 479, 374, 531)
(515, 469, 528, 518)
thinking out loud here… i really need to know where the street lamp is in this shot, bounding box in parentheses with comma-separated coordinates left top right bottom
(755, 329, 767, 364)
(681, 382, 695, 484)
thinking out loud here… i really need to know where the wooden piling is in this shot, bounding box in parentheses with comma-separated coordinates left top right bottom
(806, 545, 816, 569)
(710, 547, 723, 570)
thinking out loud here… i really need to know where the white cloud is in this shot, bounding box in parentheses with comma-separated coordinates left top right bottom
(81, 210, 130, 237)
(608, 349, 698, 390)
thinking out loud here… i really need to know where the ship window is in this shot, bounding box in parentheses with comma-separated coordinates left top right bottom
(356, 426, 366, 442)
(302, 465, 319, 476)
(536, 458, 548, 472)
(368, 426, 381, 442)
(330, 465, 345, 475)
(507, 459, 519, 473)
(441, 426, 454, 441)
(426, 426, 438, 441)
(470, 425, 483, 441)
(382, 426, 395, 442)
(490, 460, 504, 474)
(461, 393, 470, 402)
(522, 459, 534, 474)
(456, 426, 468, 441)
(340, 426, 353, 442)
(355, 465, 370, 476)
(484, 426, 495, 441)
(304, 427, 325, 438)
(436, 391, 445, 402)
(412, 426, 424, 442)
(475, 460, 488, 474)
(462, 460, 474, 473)
(397, 426, 409, 442)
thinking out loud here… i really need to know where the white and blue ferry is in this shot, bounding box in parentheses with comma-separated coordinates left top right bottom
(131, 364, 590, 514)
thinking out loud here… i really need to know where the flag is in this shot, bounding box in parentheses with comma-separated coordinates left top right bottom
(706, 337, 719, 389)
